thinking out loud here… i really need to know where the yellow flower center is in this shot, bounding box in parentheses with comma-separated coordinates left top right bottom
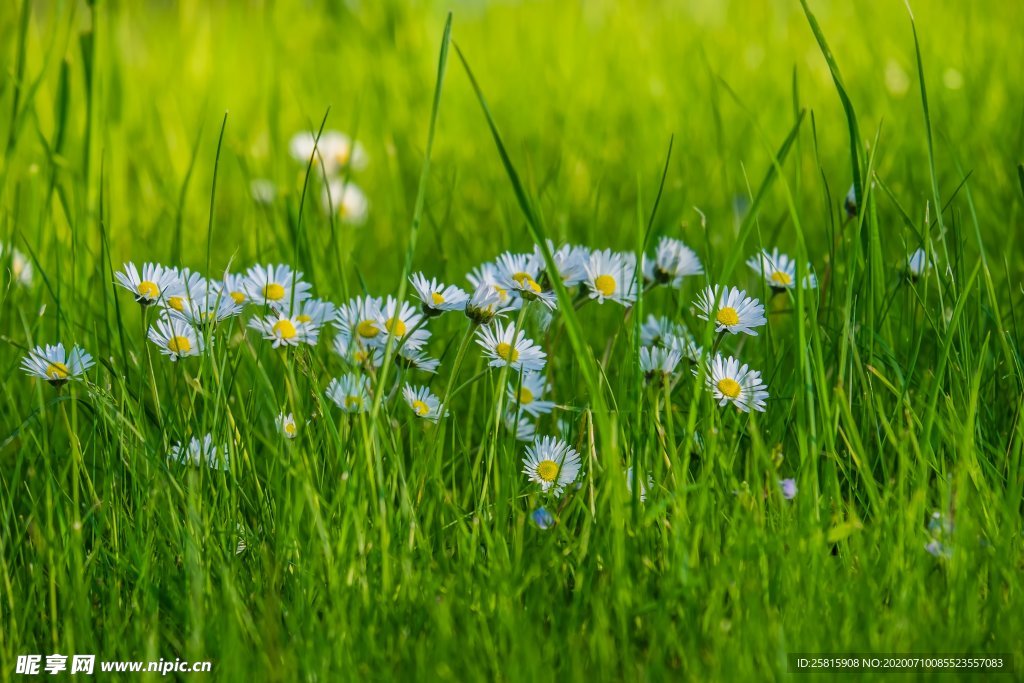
(513, 272, 542, 294)
(594, 274, 616, 296)
(385, 317, 407, 337)
(168, 296, 185, 311)
(167, 336, 192, 354)
(354, 349, 369, 363)
(297, 314, 312, 323)
(273, 319, 297, 340)
(717, 378, 741, 399)
(356, 320, 379, 338)
(716, 306, 739, 327)
(537, 460, 560, 482)
(518, 387, 534, 404)
(496, 342, 519, 363)
(345, 395, 362, 409)
(770, 270, 792, 287)
(431, 292, 445, 306)
(230, 291, 246, 304)
(285, 422, 296, 435)
(412, 400, 429, 416)
(335, 147, 351, 166)
(137, 281, 160, 299)
(494, 285, 509, 303)
(263, 283, 285, 301)
(45, 362, 70, 380)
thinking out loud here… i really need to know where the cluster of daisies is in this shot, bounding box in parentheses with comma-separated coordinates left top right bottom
(17, 230, 937, 502)
(290, 130, 369, 224)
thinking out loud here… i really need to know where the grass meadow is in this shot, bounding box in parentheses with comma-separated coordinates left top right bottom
(2, 0, 1024, 680)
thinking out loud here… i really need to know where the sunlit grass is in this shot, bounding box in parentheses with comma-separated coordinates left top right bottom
(2, 0, 1023, 680)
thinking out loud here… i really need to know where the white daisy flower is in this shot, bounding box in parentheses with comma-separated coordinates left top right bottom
(625, 466, 654, 502)
(467, 263, 521, 311)
(507, 372, 556, 418)
(495, 251, 558, 309)
(290, 130, 368, 175)
(248, 313, 319, 348)
(169, 279, 242, 326)
(282, 298, 336, 327)
(907, 248, 932, 280)
(376, 296, 430, 350)
(522, 436, 582, 496)
(334, 295, 385, 347)
(396, 345, 440, 374)
(665, 332, 702, 363)
(242, 264, 312, 308)
(160, 268, 207, 315)
(747, 249, 816, 291)
(218, 272, 250, 307)
(475, 321, 546, 373)
(148, 317, 203, 361)
(643, 237, 703, 287)
(694, 286, 767, 336)
(326, 374, 371, 413)
(465, 283, 508, 325)
(402, 384, 444, 422)
(409, 272, 468, 316)
(115, 262, 181, 307)
(168, 434, 229, 470)
(639, 345, 682, 381)
(321, 179, 369, 225)
(333, 333, 382, 369)
(504, 410, 537, 442)
(699, 354, 769, 413)
(534, 241, 589, 287)
(2, 244, 34, 286)
(640, 315, 687, 347)
(584, 248, 637, 306)
(277, 412, 299, 439)
(21, 343, 94, 386)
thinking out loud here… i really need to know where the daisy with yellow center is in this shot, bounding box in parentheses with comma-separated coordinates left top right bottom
(148, 317, 203, 361)
(410, 272, 468, 316)
(495, 252, 557, 309)
(248, 313, 319, 348)
(242, 264, 312, 308)
(402, 384, 444, 423)
(21, 343, 95, 387)
(464, 283, 507, 325)
(333, 334, 382, 370)
(397, 345, 441, 374)
(746, 249, 816, 292)
(642, 236, 704, 288)
(584, 248, 637, 306)
(326, 374, 371, 414)
(507, 372, 556, 418)
(375, 296, 430, 350)
(219, 272, 249, 306)
(334, 295, 385, 346)
(289, 130, 369, 175)
(115, 262, 182, 307)
(475, 322, 546, 373)
(168, 434, 229, 470)
(522, 436, 582, 496)
(467, 263, 523, 312)
(699, 354, 768, 413)
(695, 285, 767, 336)
(277, 412, 299, 439)
(170, 280, 243, 326)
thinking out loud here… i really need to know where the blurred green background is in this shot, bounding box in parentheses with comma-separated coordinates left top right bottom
(2, 0, 1022, 292)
